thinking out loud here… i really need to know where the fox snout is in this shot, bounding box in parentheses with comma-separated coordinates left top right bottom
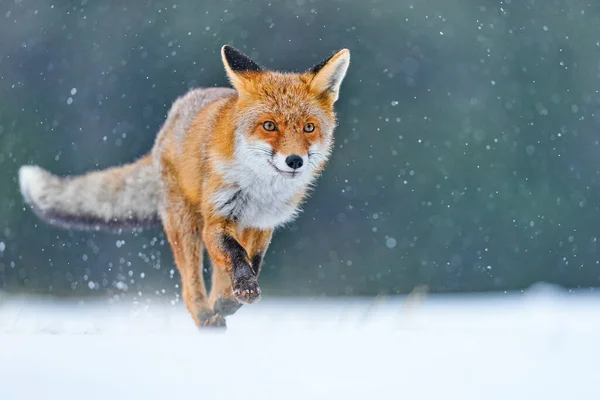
(285, 155, 303, 170)
(271, 153, 307, 175)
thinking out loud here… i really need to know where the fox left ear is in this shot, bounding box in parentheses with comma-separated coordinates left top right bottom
(308, 49, 350, 102)
(221, 45, 263, 91)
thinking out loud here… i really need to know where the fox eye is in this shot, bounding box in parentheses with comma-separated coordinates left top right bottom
(262, 121, 277, 132)
(303, 123, 315, 133)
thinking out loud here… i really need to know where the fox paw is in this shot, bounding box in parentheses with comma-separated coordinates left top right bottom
(232, 276, 261, 304)
(214, 297, 243, 316)
(198, 311, 227, 329)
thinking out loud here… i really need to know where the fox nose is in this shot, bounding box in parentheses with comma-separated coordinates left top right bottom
(285, 155, 304, 170)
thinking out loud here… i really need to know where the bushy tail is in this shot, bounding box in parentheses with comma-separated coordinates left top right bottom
(18, 155, 161, 233)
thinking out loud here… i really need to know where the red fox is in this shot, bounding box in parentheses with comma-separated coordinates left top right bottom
(18, 45, 350, 328)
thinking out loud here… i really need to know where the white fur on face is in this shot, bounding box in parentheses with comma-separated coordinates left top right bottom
(211, 133, 330, 230)
(232, 133, 328, 183)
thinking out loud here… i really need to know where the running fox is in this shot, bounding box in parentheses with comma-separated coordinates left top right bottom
(18, 45, 350, 328)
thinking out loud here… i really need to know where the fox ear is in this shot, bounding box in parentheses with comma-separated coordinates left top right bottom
(221, 45, 262, 91)
(308, 49, 350, 102)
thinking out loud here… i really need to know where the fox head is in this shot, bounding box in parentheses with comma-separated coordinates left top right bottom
(221, 45, 350, 182)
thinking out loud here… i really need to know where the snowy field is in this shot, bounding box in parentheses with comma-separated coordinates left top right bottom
(1, 285, 599, 399)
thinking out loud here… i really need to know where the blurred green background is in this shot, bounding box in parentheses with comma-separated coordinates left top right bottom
(1, 0, 600, 300)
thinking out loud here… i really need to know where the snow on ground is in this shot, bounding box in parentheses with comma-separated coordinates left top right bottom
(1, 285, 599, 399)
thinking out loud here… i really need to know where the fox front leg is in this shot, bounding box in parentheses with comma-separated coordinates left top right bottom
(243, 228, 273, 278)
(210, 228, 273, 319)
(203, 219, 261, 312)
(221, 234, 262, 303)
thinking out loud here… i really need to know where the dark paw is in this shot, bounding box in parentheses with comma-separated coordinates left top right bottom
(214, 297, 243, 316)
(232, 276, 261, 304)
(198, 311, 227, 329)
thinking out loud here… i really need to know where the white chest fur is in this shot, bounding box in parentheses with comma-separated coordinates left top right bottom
(211, 166, 305, 230)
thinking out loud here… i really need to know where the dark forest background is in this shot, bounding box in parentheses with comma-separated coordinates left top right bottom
(1, 0, 600, 300)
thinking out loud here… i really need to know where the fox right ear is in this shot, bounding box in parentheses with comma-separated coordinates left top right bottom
(307, 49, 350, 102)
(221, 45, 262, 91)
